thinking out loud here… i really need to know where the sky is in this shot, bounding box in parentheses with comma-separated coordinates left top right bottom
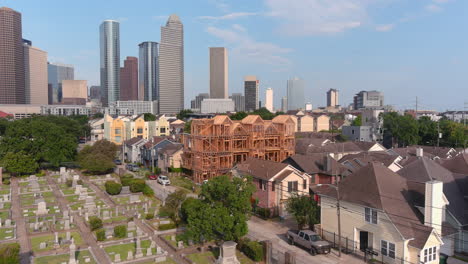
(1, 0, 467, 111)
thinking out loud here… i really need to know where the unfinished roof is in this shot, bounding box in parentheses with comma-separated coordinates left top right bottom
(272, 115, 293, 123)
(241, 115, 263, 124)
(213, 115, 232, 125)
(235, 157, 289, 181)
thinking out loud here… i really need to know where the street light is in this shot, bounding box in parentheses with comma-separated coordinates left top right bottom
(317, 183, 341, 258)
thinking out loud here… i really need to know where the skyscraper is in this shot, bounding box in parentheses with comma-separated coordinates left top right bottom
(327, 88, 339, 107)
(23, 43, 48, 104)
(0, 7, 25, 104)
(90, 86, 101, 100)
(287, 77, 305, 111)
(120, 56, 138, 101)
(159, 14, 184, 114)
(265, 88, 273, 112)
(229, 93, 245, 112)
(244, 76, 259, 112)
(100, 20, 120, 107)
(138, 42, 159, 101)
(281, 97, 288, 113)
(209, 47, 228, 99)
(62, 80, 87, 105)
(47, 62, 74, 104)
(190, 93, 209, 110)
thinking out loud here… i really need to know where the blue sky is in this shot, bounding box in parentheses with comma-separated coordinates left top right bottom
(2, 0, 467, 111)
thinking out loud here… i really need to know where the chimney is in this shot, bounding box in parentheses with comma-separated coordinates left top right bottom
(424, 180, 444, 235)
(416, 148, 423, 158)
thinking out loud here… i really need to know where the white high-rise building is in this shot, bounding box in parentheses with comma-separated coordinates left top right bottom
(265, 88, 273, 112)
(100, 20, 120, 107)
(159, 14, 184, 114)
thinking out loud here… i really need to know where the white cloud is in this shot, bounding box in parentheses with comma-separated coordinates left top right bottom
(426, 4, 442, 12)
(375, 24, 394, 32)
(198, 12, 257, 20)
(206, 26, 292, 69)
(232, 24, 246, 32)
(264, 0, 371, 35)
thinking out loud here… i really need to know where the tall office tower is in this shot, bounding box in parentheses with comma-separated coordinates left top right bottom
(90, 86, 101, 100)
(159, 14, 184, 114)
(100, 20, 120, 107)
(61, 80, 87, 105)
(327, 88, 339, 107)
(47, 62, 74, 104)
(244, 76, 259, 112)
(353, 90, 384, 109)
(190, 93, 209, 110)
(120, 56, 138, 101)
(138, 42, 159, 101)
(287, 77, 305, 111)
(230, 93, 245, 112)
(281, 97, 288, 113)
(209, 47, 228, 99)
(0, 7, 25, 104)
(23, 43, 48, 104)
(265, 87, 273, 112)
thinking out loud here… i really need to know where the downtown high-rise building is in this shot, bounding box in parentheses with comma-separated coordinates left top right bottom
(244, 76, 259, 112)
(100, 20, 120, 107)
(265, 87, 273, 112)
(139, 42, 159, 102)
(281, 97, 288, 113)
(327, 88, 339, 107)
(159, 14, 184, 114)
(48, 62, 74, 104)
(230, 93, 245, 112)
(209, 47, 228, 99)
(190, 93, 209, 110)
(23, 42, 48, 104)
(287, 77, 305, 111)
(120, 56, 138, 101)
(89, 85, 101, 100)
(0, 7, 25, 104)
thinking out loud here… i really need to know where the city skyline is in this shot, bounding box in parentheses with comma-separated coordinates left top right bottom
(2, 0, 467, 111)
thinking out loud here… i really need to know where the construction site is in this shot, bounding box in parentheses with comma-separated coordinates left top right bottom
(182, 115, 296, 183)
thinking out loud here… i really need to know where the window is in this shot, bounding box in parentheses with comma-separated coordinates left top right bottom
(137, 128, 143, 133)
(299, 232, 304, 239)
(304, 234, 310, 241)
(303, 179, 307, 189)
(259, 179, 266, 191)
(381, 240, 395, 259)
(288, 181, 298, 192)
(423, 246, 437, 262)
(365, 207, 378, 224)
(160, 127, 166, 133)
(115, 129, 121, 134)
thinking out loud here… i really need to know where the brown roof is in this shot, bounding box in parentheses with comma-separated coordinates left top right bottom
(160, 143, 183, 156)
(235, 157, 289, 180)
(143, 136, 170, 148)
(304, 141, 380, 155)
(390, 146, 456, 159)
(441, 153, 468, 175)
(339, 152, 398, 173)
(125, 137, 145, 147)
(284, 154, 347, 175)
(319, 162, 434, 249)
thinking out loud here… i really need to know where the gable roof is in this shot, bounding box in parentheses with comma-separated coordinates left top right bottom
(235, 157, 289, 181)
(125, 137, 145, 147)
(303, 141, 382, 155)
(339, 152, 400, 173)
(284, 154, 347, 175)
(160, 143, 183, 156)
(441, 153, 468, 175)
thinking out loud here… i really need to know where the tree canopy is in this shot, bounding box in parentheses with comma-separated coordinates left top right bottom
(78, 139, 118, 174)
(143, 113, 156, 121)
(177, 109, 194, 120)
(285, 193, 320, 230)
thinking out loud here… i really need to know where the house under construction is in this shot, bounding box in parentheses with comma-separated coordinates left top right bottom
(182, 115, 296, 183)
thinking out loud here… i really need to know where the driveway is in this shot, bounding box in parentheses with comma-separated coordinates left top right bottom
(146, 180, 177, 203)
(247, 216, 365, 264)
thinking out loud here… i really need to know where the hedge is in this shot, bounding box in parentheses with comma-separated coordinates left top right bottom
(105, 180, 122, 195)
(142, 185, 154, 196)
(114, 225, 127, 238)
(239, 239, 264, 261)
(158, 223, 176, 231)
(130, 179, 146, 193)
(145, 213, 154, 220)
(95, 229, 105, 241)
(88, 216, 103, 231)
(0, 243, 20, 264)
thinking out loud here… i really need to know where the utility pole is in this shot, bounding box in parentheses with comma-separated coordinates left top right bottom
(437, 121, 440, 147)
(336, 185, 341, 258)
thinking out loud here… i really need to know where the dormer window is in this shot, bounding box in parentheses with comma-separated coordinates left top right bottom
(365, 207, 378, 224)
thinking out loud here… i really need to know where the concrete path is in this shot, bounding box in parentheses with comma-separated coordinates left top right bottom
(11, 178, 32, 264)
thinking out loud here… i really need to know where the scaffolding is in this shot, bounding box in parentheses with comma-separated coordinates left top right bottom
(182, 115, 296, 183)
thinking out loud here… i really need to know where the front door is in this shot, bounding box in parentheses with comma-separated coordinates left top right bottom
(360, 231, 368, 251)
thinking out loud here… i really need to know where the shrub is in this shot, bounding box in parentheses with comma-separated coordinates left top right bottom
(256, 207, 271, 219)
(240, 239, 264, 261)
(88, 216, 103, 231)
(2, 179, 10, 185)
(105, 180, 122, 195)
(95, 229, 105, 241)
(36, 170, 46, 177)
(145, 213, 154, 220)
(0, 243, 20, 264)
(120, 177, 133, 186)
(158, 209, 170, 218)
(168, 167, 183, 173)
(77, 179, 83, 185)
(142, 185, 154, 196)
(66, 179, 73, 187)
(114, 225, 127, 238)
(158, 223, 176, 231)
(130, 179, 146, 193)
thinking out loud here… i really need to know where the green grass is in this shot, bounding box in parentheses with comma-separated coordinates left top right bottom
(30, 231, 84, 253)
(0, 228, 14, 240)
(0, 210, 10, 219)
(0, 189, 10, 195)
(34, 250, 96, 264)
(169, 175, 200, 194)
(0, 202, 11, 209)
(104, 240, 155, 261)
(163, 235, 178, 248)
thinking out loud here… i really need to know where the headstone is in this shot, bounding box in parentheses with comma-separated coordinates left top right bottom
(129, 195, 140, 203)
(106, 174, 111, 179)
(135, 237, 143, 258)
(155, 255, 167, 263)
(102, 210, 109, 220)
(60, 167, 66, 174)
(37, 201, 47, 215)
(160, 220, 171, 225)
(0, 203, 3, 209)
(146, 247, 153, 256)
(127, 221, 136, 231)
(78, 207, 82, 216)
(85, 257, 90, 263)
(121, 186, 130, 195)
(115, 207, 119, 216)
(171, 235, 175, 241)
(39, 242, 47, 249)
(5, 219, 11, 227)
(70, 215, 74, 223)
(127, 250, 134, 260)
(84, 212, 89, 221)
(114, 254, 121, 263)
(34, 222, 39, 231)
(30, 180, 40, 193)
(66, 231, 71, 241)
(150, 240, 156, 249)
(74, 185, 82, 195)
(72, 179, 77, 188)
(105, 228, 113, 239)
(78, 189, 88, 200)
(3, 194, 9, 202)
(63, 210, 69, 219)
(156, 246, 162, 255)
(177, 241, 183, 249)
(136, 227, 143, 237)
(54, 232, 59, 244)
(127, 232, 134, 238)
(68, 239, 77, 264)
(97, 206, 101, 217)
(216, 241, 240, 264)
(144, 203, 148, 214)
(64, 220, 70, 230)
(52, 215, 56, 224)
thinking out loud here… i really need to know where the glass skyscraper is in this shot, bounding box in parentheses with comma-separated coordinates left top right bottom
(138, 41, 159, 102)
(100, 20, 120, 107)
(287, 77, 305, 111)
(47, 62, 74, 104)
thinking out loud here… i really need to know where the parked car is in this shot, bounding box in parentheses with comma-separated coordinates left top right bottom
(126, 164, 139, 172)
(286, 230, 331, 255)
(148, 174, 157, 180)
(157, 175, 171, 185)
(114, 159, 122, 165)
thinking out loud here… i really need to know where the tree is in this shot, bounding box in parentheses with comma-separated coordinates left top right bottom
(143, 113, 156, 121)
(285, 193, 320, 230)
(177, 109, 193, 120)
(0, 243, 20, 264)
(184, 120, 192, 134)
(79, 152, 115, 174)
(114, 225, 127, 238)
(129, 179, 146, 193)
(252, 108, 275, 120)
(230, 112, 248, 120)
(183, 175, 255, 243)
(105, 181, 122, 195)
(351, 115, 362, 126)
(162, 190, 187, 224)
(88, 216, 103, 231)
(96, 229, 106, 241)
(1, 151, 38, 175)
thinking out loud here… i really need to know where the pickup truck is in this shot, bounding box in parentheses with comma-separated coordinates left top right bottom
(286, 230, 331, 255)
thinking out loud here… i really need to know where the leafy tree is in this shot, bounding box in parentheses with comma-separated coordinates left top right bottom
(230, 112, 248, 120)
(0, 118, 9, 136)
(143, 113, 157, 121)
(252, 108, 275, 120)
(418, 116, 437, 146)
(79, 152, 115, 174)
(114, 225, 127, 238)
(1, 151, 38, 175)
(351, 115, 362, 126)
(285, 193, 320, 230)
(177, 109, 193, 120)
(129, 179, 146, 193)
(105, 181, 122, 195)
(162, 190, 187, 224)
(0, 243, 20, 264)
(184, 120, 192, 134)
(96, 229, 106, 241)
(92, 112, 104, 119)
(88, 217, 103, 231)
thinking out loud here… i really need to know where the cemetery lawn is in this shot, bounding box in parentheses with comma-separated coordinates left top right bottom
(163, 235, 178, 248)
(34, 250, 96, 264)
(104, 239, 155, 261)
(30, 231, 84, 253)
(0, 228, 14, 240)
(186, 250, 254, 264)
(0, 189, 10, 195)
(138, 258, 177, 264)
(0, 210, 10, 219)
